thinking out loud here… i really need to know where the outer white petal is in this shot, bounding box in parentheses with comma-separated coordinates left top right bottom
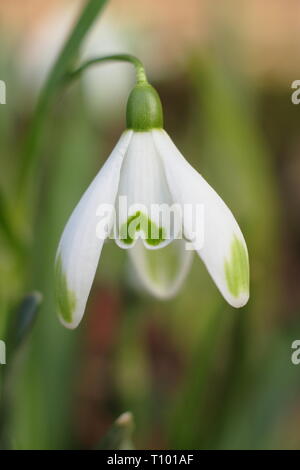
(152, 129, 249, 308)
(115, 132, 181, 250)
(128, 239, 193, 299)
(55, 131, 132, 329)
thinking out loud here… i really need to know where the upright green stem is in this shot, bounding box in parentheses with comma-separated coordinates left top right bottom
(17, 0, 108, 200)
(0, 292, 42, 449)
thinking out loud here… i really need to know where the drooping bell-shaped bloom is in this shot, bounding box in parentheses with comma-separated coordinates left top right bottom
(55, 75, 249, 329)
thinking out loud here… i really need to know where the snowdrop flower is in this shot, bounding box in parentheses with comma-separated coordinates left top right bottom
(55, 56, 249, 329)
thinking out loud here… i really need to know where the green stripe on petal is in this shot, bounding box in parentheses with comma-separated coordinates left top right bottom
(224, 236, 249, 298)
(119, 211, 166, 247)
(55, 255, 76, 324)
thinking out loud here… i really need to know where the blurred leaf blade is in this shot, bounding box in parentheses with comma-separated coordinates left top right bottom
(18, 0, 109, 196)
(0, 291, 42, 449)
(10, 291, 43, 351)
(0, 190, 24, 256)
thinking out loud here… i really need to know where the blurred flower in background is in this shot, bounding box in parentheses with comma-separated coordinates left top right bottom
(17, 1, 136, 122)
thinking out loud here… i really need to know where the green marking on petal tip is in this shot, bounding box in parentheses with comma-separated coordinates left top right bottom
(224, 236, 249, 298)
(55, 255, 76, 324)
(119, 211, 166, 246)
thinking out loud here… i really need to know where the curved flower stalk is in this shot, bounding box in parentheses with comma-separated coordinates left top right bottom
(55, 55, 249, 329)
(18, 2, 137, 117)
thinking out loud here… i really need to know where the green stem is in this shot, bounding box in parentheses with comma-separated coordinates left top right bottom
(65, 54, 148, 85)
(0, 292, 42, 449)
(0, 190, 24, 256)
(17, 0, 108, 199)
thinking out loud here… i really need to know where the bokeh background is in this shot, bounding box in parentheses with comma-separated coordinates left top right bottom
(1, 0, 300, 450)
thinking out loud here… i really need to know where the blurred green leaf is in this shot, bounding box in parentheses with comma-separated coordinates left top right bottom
(9, 292, 42, 351)
(168, 305, 236, 449)
(13, 96, 98, 450)
(0, 190, 24, 256)
(217, 330, 300, 449)
(0, 291, 42, 449)
(18, 0, 108, 197)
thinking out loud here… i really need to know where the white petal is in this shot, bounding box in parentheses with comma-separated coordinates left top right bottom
(152, 129, 249, 308)
(115, 132, 181, 250)
(128, 239, 193, 299)
(55, 131, 132, 328)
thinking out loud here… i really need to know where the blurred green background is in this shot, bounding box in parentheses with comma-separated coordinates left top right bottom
(1, 0, 300, 450)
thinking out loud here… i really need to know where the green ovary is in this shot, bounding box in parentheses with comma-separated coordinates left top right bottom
(55, 255, 76, 324)
(224, 236, 249, 298)
(119, 211, 166, 246)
